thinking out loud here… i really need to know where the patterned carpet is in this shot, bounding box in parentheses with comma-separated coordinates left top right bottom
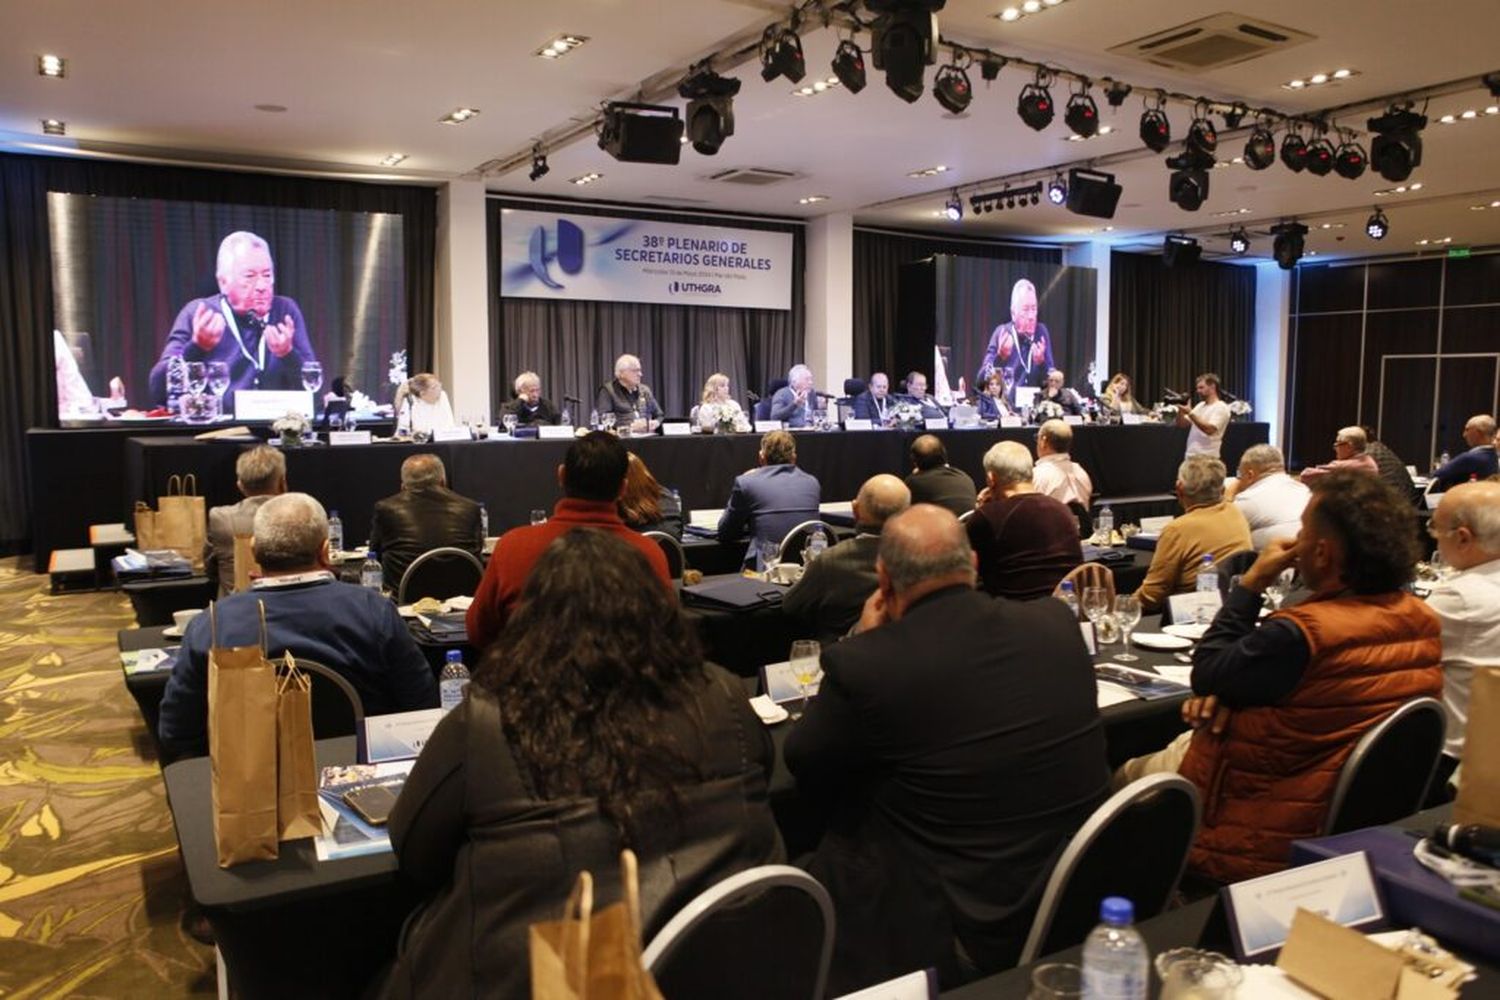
(0, 557, 215, 998)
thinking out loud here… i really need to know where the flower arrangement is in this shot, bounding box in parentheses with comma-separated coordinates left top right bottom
(272, 411, 312, 446)
(1229, 399, 1254, 419)
(1032, 399, 1065, 423)
(699, 401, 750, 434)
(890, 402, 926, 431)
(387, 350, 408, 393)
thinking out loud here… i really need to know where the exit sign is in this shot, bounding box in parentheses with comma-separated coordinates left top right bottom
(1448, 247, 1471, 258)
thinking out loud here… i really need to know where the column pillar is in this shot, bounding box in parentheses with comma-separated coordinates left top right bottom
(804, 212, 854, 394)
(434, 179, 491, 420)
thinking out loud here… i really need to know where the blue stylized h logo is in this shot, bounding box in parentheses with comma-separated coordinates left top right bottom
(527, 219, 585, 289)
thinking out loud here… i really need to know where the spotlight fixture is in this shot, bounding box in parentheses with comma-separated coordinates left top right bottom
(1104, 81, 1132, 108)
(528, 143, 549, 181)
(969, 196, 986, 215)
(1304, 136, 1335, 176)
(759, 24, 806, 84)
(1271, 221, 1308, 269)
(1244, 124, 1276, 170)
(1064, 167, 1122, 219)
(678, 64, 741, 155)
(1228, 227, 1250, 255)
(1368, 104, 1427, 182)
(831, 39, 867, 93)
(597, 102, 683, 164)
(1366, 207, 1389, 240)
(933, 58, 973, 114)
(1185, 108, 1218, 157)
(1222, 103, 1248, 129)
(1279, 130, 1308, 172)
(1166, 147, 1215, 211)
(1334, 138, 1368, 179)
(980, 55, 1005, 82)
(1047, 175, 1067, 205)
(1030, 190, 1040, 205)
(1064, 83, 1099, 137)
(1139, 102, 1171, 153)
(1017, 69, 1054, 131)
(868, 0, 942, 104)
(1162, 234, 1201, 268)
(944, 190, 963, 222)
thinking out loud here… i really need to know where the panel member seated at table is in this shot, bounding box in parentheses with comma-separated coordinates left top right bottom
(500, 370, 559, 426)
(904, 435, 977, 517)
(850, 371, 894, 424)
(1115, 472, 1442, 884)
(1036, 368, 1084, 417)
(898, 371, 946, 420)
(786, 505, 1108, 991)
(1032, 419, 1093, 510)
(967, 441, 1082, 600)
(1100, 372, 1148, 417)
(975, 371, 1017, 421)
(158, 493, 437, 762)
(1431, 414, 1499, 490)
(386, 531, 783, 999)
(1225, 444, 1308, 550)
(1299, 425, 1380, 481)
(783, 474, 910, 644)
(594, 353, 662, 432)
(368, 454, 484, 588)
(393, 373, 456, 436)
(619, 452, 684, 541)
(1134, 456, 1252, 613)
(690, 372, 748, 432)
(204, 445, 287, 597)
(770, 364, 824, 428)
(716, 430, 822, 566)
(467, 432, 671, 650)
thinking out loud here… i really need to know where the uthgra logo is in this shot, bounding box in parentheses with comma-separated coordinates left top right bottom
(669, 280, 723, 294)
(527, 219, 584, 289)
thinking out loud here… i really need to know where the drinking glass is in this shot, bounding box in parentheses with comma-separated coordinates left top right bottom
(502, 413, 519, 436)
(530, 509, 548, 525)
(1081, 586, 1112, 629)
(300, 361, 323, 393)
(759, 538, 781, 579)
(1028, 963, 1084, 1000)
(788, 640, 821, 721)
(206, 361, 230, 398)
(1113, 593, 1142, 662)
(184, 361, 207, 395)
(600, 412, 616, 432)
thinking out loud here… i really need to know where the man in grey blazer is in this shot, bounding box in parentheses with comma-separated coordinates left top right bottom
(204, 445, 287, 596)
(717, 430, 822, 565)
(783, 474, 911, 643)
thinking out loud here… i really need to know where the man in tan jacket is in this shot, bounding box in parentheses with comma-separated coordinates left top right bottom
(1134, 454, 1252, 612)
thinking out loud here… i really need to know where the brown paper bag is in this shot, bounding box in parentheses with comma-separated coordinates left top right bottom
(276, 654, 322, 842)
(529, 850, 664, 1000)
(208, 600, 281, 867)
(135, 474, 208, 569)
(232, 533, 261, 593)
(1454, 667, 1500, 827)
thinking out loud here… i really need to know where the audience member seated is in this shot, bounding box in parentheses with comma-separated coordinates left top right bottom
(1134, 456, 1252, 613)
(904, 435, 977, 517)
(468, 432, 670, 650)
(594, 353, 662, 432)
(368, 454, 484, 587)
(975, 371, 1017, 421)
(690, 372, 747, 431)
(618, 452, 683, 540)
(1032, 419, 1093, 510)
(967, 441, 1082, 600)
(1432, 414, 1498, 490)
(786, 505, 1108, 990)
(393, 372, 456, 436)
(386, 531, 783, 998)
(850, 371, 895, 424)
(1426, 481, 1500, 793)
(204, 445, 287, 596)
(1100, 372, 1147, 417)
(1299, 425, 1380, 481)
(1364, 429, 1419, 503)
(158, 493, 437, 761)
(1115, 472, 1441, 883)
(769, 364, 822, 428)
(717, 430, 822, 565)
(899, 371, 946, 419)
(784, 474, 910, 643)
(1226, 444, 1309, 550)
(1037, 368, 1083, 416)
(500, 370, 560, 426)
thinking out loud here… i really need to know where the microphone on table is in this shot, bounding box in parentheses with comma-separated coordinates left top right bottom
(562, 395, 583, 406)
(746, 390, 762, 404)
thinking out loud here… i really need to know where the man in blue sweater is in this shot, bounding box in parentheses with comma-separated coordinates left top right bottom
(1432, 414, 1498, 490)
(158, 492, 437, 761)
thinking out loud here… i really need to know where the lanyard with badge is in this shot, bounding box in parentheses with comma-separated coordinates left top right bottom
(219, 297, 269, 372)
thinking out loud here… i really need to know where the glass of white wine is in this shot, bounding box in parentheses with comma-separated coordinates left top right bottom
(502, 413, 519, 436)
(788, 640, 821, 721)
(1081, 586, 1112, 629)
(1113, 593, 1143, 662)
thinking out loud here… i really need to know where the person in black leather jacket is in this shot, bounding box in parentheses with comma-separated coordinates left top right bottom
(367, 454, 484, 587)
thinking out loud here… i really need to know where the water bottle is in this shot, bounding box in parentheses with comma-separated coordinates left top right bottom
(166, 355, 187, 415)
(589, 408, 600, 430)
(479, 503, 489, 540)
(804, 526, 829, 562)
(1097, 505, 1115, 544)
(361, 549, 383, 592)
(1437, 451, 1451, 470)
(1196, 553, 1219, 623)
(439, 650, 470, 712)
(345, 411, 358, 433)
(327, 510, 344, 554)
(1057, 579, 1079, 618)
(560, 405, 572, 427)
(1082, 896, 1148, 999)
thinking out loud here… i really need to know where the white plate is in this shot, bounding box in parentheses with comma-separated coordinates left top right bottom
(1162, 623, 1209, 641)
(161, 625, 185, 639)
(1130, 632, 1193, 651)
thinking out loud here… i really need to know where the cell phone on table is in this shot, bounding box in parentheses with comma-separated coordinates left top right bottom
(342, 782, 402, 826)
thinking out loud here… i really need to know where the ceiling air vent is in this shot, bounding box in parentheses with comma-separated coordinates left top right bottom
(704, 167, 800, 186)
(1108, 13, 1313, 72)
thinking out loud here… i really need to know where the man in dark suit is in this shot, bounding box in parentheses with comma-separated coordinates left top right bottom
(850, 372, 894, 425)
(904, 435, 977, 517)
(500, 370, 560, 426)
(783, 474, 910, 643)
(717, 430, 822, 565)
(368, 454, 484, 589)
(786, 504, 1109, 992)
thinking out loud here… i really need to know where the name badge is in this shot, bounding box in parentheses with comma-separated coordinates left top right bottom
(843, 418, 873, 431)
(1000, 415, 1024, 428)
(1064, 415, 1084, 426)
(538, 425, 574, 440)
(924, 418, 948, 431)
(1167, 590, 1222, 625)
(328, 430, 372, 446)
(1122, 413, 1144, 425)
(755, 419, 783, 433)
(1223, 852, 1383, 960)
(660, 422, 692, 437)
(430, 427, 472, 442)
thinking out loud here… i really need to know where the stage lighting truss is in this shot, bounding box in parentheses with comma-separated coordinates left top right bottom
(1228, 226, 1250, 255)
(832, 39, 867, 94)
(1186, 102, 1218, 157)
(1047, 174, 1067, 205)
(1304, 131, 1336, 176)
(1244, 122, 1276, 170)
(1279, 126, 1309, 172)
(944, 190, 963, 221)
(969, 181, 1043, 214)
(1139, 92, 1171, 153)
(1064, 81, 1099, 138)
(528, 143, 549, 181)
(1271, 221, 1309, 269)
(1366, 206, 1389, 240)
(1017, 68, 1055, 131)
(679, 65, 742, 156)
(1222, 102, 1248, 130)
(934, 50, 974, 115)
(759, 23, 806, 84)
(1368, 104, 1427, 182)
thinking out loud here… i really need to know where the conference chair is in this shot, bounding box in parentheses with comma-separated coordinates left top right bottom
(1215, 550, 1258, 597)
(778, 520, 841, 565)
(293, 658, 365, 739)
(957, 509, 976, 524)
(753, 378, 791, 422)
(397, 547, 484, 604)
(643, 530, 686, 581)
(643, 865, 834, 1000)
(838, 378, 866, 424)
(1321, 697, 1446, 836)
(1053, 562, 1115, 619)
(1018, 773, 1200, 964)
(1068, 501, 1094, 539)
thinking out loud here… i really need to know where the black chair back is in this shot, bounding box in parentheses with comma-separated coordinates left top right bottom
(1069, 501, 1093, 539)
(843, 377, 866, 398)
(397, 547, 484, 603)
(1323, 697, 1446, 835)
(778, 520, 840, 565)
(643, 531, 686, 580)
(293, 658, 364, 739)
(1217, 549, 1258, 596)
(1020, 774, 1200, 963)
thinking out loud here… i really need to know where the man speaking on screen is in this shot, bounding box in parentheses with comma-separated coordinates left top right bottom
(149, 231, 318, 411)
(976, 277, 1054, 391)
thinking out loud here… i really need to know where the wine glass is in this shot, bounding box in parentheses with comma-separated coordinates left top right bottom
(600, 412, 616, 432)
(502, 413, 519, 436)
(788, 640, 822, 721)
(1113, 594, 1143, 662)
(300, 362, 323, 393)
(759, 538, 781, 580)
(185, 361, 208, 395)
(206, 361, 230, 398)
(1081, 586, 1112, 631)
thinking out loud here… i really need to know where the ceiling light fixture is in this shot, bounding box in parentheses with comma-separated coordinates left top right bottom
(1271, 221, 1308, 269)
(992, 0, 1067, 22)
(1228, 227, 1250, 255)
(37, 54, 66, 78)
(597, 102, 683, 164)
(1064, 82, 1099, 138)
(1244, 124, 1276, 170)
(1047, 175, 1067, 204)
(799, 195, 829, 205)
(439, 107, 481, 125)
(831, 39, 867, 93)
(1162, 234, 1201, 268)
(569, 172, 603, 186)
(1017, 68, 1055, 131)
(868, 0, 941, 104)
(40, 119, 66, 136)
(679, 64, 741, 155)
(1304, 135, 1335, 176)
(944, 190, 963, 222)
(381, 153, 408, 168)
(527, 144, 548, 181)
(1368, 104, 1427, 182)
(791, 76, 843, 98)
(1139, 94, 1171, 153)
(1222, 103, 1248, 129)
(759, 23, 806, 83)
(1279, 129, 1308, 172)
(1104, 81, 1132, 108)
(1366, 207, 1389, 240)
(1334, 136, 1368, 179)
(1281, 68, 1358, 91)
(933, 55, 974, 115)
(534, 35, 589, 59)
(1166, 145, 1215, 211)
(1185, 105, 1218, 157)
(907, 163, 949, 178)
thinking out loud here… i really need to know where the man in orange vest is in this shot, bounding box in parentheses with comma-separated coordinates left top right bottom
(1116, 470, 1442, 883)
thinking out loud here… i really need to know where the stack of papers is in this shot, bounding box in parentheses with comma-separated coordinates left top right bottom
(313, 761, 413, 861)
(121, 648, 174, 674)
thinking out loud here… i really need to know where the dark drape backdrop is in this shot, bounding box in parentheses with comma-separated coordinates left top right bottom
(1109, 250, 1257, 403)
(0, 151, 436, 551)
(488, 197, 804, 417)
(852, 226, 1062, 378)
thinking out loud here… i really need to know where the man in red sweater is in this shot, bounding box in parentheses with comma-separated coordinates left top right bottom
(466, 432, 672, 650)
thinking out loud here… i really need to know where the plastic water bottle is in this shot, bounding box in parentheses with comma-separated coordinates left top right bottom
(1057, 579, 1079, 618)
(1196, 553, 1219, 623)
(439, 650, 470, 712)
(1437, 451, 1451, 470)
(560, 405, 572, 427)
(327, 510, 344, 554)
(589, 408, 600, 430)
(479, 503, 489, 540)
(1097, 505, 1115, 544)
(804, 526, 829, 561)
(361, 549, 383, 592)
(1082, 897, 1148, 999)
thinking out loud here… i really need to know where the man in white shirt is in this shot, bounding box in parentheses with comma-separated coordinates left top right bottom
(1426, 480, 1500, 792)
(1032, 419, 1092, 510)
(1226, 444, 1309, 550)
(1177, 372, 1231, 458)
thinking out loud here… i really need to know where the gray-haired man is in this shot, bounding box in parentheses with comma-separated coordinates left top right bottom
(205, 445, 287, 596)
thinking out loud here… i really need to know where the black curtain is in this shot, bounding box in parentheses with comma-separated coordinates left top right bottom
(1109, 250, 1257, 403)
(0, 151, 436, 551)
(852, 226, 1062, 378)
(488, 198, 803, 416)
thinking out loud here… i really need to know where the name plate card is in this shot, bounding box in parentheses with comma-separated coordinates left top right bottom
(430, 427, 473, 442)
(1122, 413, 1144, 425)
(924, 418, 948, 431)
(1080, 621, 1097, 655)
(1000, 415, 1024, 428)
(661, 422, 692, 437)
(843, 418, 873, 431)
(1223, 851, 1384, 960)
(329, 430, 373, 446)
(1064, 415, 1085, 426)
(760, 660, 824, 705)
(364, 708, 446, 763)
(1167, 590, 1223, 626)
(755, 419, 784, 433)
(538, 425, 574, 440)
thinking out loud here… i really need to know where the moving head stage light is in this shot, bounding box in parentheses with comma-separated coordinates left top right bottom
(832, 39, 867, 93)
(1368, 105, 1427, 182)
(867, 0, 945, 104)
(1271, 221, 1308, 269)
(1166, 147, 1215, 211)
(598, 102, 683, 164)
(678, 66, 741, 156)
(759, 24, 806, 84)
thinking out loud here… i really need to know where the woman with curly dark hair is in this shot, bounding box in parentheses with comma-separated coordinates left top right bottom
(618, 451, 684, 540)
(381, 530, 782, 999)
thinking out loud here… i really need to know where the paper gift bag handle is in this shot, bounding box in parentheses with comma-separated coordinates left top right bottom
(165, 473, 198, 497)
(620, 849, 644, 945)
(561, 869, 594, 991)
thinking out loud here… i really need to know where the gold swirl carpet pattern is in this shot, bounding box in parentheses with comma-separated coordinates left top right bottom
(0, 558, 214, 997)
